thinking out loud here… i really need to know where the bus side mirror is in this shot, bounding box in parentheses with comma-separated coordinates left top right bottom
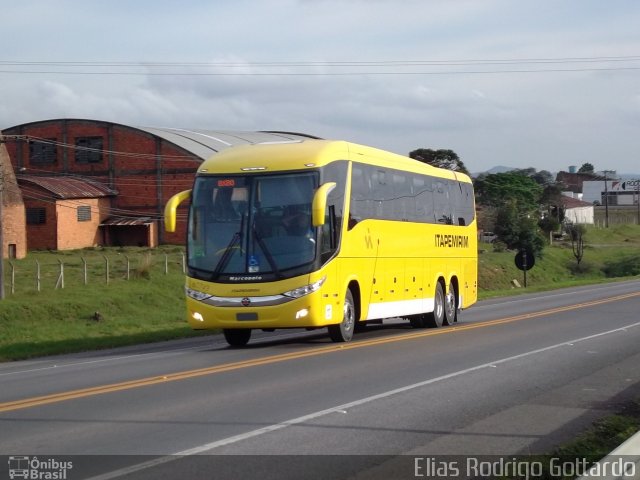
(312, 182, 336, 227)
(164, 189, 192, 232)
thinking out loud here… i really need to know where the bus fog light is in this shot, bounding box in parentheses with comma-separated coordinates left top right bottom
(296, 308, 309, 319)
(192, 311, 204, 322)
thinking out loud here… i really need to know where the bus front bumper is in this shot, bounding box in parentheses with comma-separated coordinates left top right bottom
(185, 290, 335, 330)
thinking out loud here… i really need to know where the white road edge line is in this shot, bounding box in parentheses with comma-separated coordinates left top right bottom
(86, 321, 640, 480)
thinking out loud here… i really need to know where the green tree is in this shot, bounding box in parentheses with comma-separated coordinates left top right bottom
(409, 148, 470, 176)
(538, 215, 561, 238)
(474, 171, 543, 212)
(578, 163, 595, 173)
(494, 203, 545, 257)
(540, 183, 565, 226)
(530, 170, 554, 186)
(569, 224, 586, 266)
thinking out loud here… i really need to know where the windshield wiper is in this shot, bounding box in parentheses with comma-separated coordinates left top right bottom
(211, 233, 239, 280)
(252, 225, 282, 278)
(211, 214, 245, 280)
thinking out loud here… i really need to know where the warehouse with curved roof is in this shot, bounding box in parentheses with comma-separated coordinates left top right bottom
(0, 118, 319, 254)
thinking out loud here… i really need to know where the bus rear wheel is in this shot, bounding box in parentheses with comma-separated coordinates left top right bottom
(223, 328, 252, 347)
(425, 282, 445, 328)
(328, 290, 355, 342)
(444, 281, 457, 326)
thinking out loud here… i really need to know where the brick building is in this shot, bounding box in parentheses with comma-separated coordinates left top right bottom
(17, 176, 118, 250)
(0, 142, 27, 258)
(1, 118, 316, 255)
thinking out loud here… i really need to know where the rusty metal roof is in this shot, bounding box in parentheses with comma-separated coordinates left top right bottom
(100, 216, 154, 226)
(561, 195, 594, 208)
(17, 175, 117, 199)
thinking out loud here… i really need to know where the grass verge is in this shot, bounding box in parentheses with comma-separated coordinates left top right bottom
(504, 399, 640, 479)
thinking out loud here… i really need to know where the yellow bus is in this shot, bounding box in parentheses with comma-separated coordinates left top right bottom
(165, 140, 477, 347)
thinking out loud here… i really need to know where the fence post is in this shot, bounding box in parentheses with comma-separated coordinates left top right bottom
(36, 260, 41, 292)
(55, 260, 64, 289)
(103, 255, 109, 285)
(9, 261, 14, 295)
(82, 257, 88, 285)
(164, 254, 168, 275)
(182, 252, 186, 274)
(125, 255, 130, 280)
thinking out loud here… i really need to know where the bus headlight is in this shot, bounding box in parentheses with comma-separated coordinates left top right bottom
(283, 276, 326, 299)
(186, 287, 212, 301)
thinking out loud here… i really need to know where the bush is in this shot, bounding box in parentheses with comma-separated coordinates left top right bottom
(134, 253, 155, 279)
(492, 240, 508, 253)
(567, 260, 595, 275)
(602, 255, 640, 278)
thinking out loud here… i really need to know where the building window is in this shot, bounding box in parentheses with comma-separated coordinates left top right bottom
(26, 208, 46, 225)
(29, 139, 57, 165)
(77, 206, 92, 222)
(75, 136, 104, 164)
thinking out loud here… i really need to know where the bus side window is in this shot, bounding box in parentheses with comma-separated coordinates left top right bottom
(433, 181, 452, 224)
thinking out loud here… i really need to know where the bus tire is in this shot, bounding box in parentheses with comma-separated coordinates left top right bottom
(328, 290, 355, 342)
(223, 328, 252, 347)
(443, 281, 457, 326)
(425, 282, 445, 328)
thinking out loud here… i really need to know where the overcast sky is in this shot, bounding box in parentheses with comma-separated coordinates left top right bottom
(1, 0, 639, 174)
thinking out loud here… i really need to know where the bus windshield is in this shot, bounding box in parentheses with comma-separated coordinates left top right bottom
(188, 172, 319, 280)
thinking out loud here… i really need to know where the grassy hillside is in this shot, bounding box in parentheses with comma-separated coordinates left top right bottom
(0, 224, 639, 361)
(479, 224, 640, 296)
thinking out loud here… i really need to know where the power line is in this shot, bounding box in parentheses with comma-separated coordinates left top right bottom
(0, 55, 639, 76)
(2, 66, 640, 76)
(1, 55, 640, 67)
(6, 181, 188, 220)
(7, 135, 201, 162)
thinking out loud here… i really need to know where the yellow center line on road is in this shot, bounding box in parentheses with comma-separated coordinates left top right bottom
(1, 291, 639, 413)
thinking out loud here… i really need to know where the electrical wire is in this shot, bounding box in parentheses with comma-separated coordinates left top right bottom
(7, 135, 202, 162)
(1, 55, 639, 76)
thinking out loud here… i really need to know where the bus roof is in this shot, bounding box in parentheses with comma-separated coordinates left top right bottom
(197, 139, 472, 183)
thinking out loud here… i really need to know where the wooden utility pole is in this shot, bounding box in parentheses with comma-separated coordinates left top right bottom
(602, 170, 615, 228)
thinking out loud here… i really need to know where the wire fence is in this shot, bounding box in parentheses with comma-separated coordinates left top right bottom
(3, 248, 186, 296)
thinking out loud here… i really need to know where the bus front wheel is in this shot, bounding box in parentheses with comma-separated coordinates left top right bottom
(328, 290, 355, 342)
(223, 328, 252, 347)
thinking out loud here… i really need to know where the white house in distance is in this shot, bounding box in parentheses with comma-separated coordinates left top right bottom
(561, 194, 594, 224)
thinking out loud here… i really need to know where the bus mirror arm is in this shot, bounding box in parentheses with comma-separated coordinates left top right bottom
(312, 182, 337, 227)
(164, 189, 192, 232)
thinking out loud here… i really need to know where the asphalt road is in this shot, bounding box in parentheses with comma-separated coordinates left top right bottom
(1, 280, 640, 479)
